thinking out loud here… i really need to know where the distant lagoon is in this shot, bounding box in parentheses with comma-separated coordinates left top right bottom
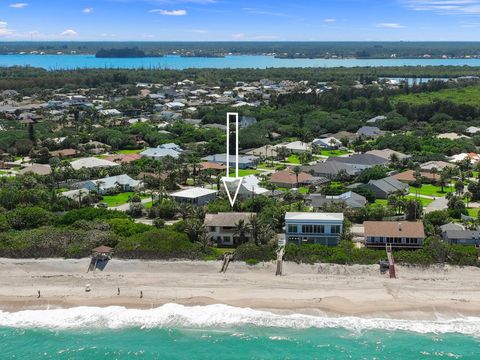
(2, 54, 480, 70)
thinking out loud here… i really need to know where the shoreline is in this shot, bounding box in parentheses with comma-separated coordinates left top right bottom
(0, 259, 479, 320)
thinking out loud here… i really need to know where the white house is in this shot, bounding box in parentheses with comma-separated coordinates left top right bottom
(140, 143, 183, 160)
(312, 137, 342, 150)
(82, 174, 142, 195)
(70, 157, 119, 170)
(170, 187, 218, 206)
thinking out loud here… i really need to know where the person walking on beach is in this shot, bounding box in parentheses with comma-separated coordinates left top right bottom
(140, 291, 143, 299)
(37, 290, 40, 298)
(117, 287, 120, 296)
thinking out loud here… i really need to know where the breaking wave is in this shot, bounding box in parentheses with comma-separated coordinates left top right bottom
(0, 304, 479, 336)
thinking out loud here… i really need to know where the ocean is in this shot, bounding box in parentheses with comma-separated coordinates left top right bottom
(2, 54, 480, 70)
(0, 304, 479, 359)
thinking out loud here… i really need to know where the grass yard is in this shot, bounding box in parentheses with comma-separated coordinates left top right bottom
(229, 169, 262, 177)
(257, 162, 277, 170)
(393, 85, 480, 106)
(101, 192, 148, 207)
(468, 208, 480, 218)
(409, 184, 453, 197)
(405, 195, 434, 206)
(373, 199, 388, 206)
(286, 155, 301, 164)
(116, 149, 144, 155)
(319, 149, 351, 157)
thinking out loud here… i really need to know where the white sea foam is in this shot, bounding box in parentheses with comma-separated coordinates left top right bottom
(0, 304, 479, 336)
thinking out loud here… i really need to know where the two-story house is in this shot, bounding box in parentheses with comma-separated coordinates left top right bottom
(204, 212, 255, 247)
(285, 212, 344, 246)
(364, 221, 425, 249)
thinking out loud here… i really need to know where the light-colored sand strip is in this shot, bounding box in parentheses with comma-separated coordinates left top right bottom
(0, 258, 479, 320)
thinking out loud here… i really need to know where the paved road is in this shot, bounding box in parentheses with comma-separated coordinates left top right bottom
(109, 198, 152, 212)
(425, 196, 449, 213)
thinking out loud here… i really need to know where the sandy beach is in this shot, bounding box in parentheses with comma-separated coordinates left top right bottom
(0, 258, 479, 319)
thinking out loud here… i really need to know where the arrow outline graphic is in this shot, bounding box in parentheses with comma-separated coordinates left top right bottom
(222, 112, 243, 207)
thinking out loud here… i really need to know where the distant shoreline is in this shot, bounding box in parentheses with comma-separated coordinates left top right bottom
(0, 258, 479, 320)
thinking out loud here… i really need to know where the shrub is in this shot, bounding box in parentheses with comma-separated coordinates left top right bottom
(6, 206, 54, 230)
(58, 208, 128, 226)
(107, 218, 152, 237)
(234, 243, 276, 262)
(115, 229, 209, 259)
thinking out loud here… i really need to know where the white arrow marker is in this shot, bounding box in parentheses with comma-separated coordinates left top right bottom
(222, 112, 243, 207)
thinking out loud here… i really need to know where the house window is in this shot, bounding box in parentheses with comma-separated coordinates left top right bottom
(331, 225, 341, 234)
(223, 236, 232, 244)
(287, 224, 298, 233)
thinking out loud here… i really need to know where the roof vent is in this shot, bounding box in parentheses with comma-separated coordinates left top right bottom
(398, 223, 402, 232)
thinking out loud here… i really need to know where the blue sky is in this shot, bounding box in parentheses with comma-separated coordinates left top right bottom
(2, 0, 480, 41)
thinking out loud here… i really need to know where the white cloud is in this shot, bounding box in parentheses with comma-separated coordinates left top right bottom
(83, 7, 93, 13)
(243, 7, 291, 17)
(149, 9, 187, 15)
(376, 23, 406, 28)
(324, 18, 337, 23)
(60, 29, 78, 37)
(0, 22, 14, 36)
(232, 33, 245, 39)
(191, 29, 208, 33)
(403, 0, 480, 14)
(9, 3, 28, 8)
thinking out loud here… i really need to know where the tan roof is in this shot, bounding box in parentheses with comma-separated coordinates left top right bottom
(92, 245, 114, 254)
(392, 170, 437, 183)
(105, 153, 143, 164)
(199, 162, 226, 171)
(18, 164, 52, 176)
(50, 148, 78, 157)
(204, 212, 255, 227)
(364, 221, 425, 238)
(270, 170, 313, 185)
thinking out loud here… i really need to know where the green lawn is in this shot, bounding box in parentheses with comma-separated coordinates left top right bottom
(318, 150, 351, 157)
(229, 169, 262, 177)
(116, 149, 144, 155)
(257, 162, 277, 170)
(468, 208, 480, 218)
(405, 195, 434, 206)
(373, 199, 388, 206)
(393, 85, 480, 106)
(101, 192, 148, 207)
(286, 155, 301, 164)
(409, 184, 453, 197)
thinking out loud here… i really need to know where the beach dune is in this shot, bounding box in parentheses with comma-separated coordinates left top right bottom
(0, 258, 479, 320)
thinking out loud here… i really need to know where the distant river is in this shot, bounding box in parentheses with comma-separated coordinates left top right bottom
(2, 54, 480, 70)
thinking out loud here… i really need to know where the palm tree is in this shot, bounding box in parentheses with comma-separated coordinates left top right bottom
(190, 155, 201, 186)
(197, 227, 211, 252)
(185, 220, 205, 243)
(293, 166, 301, 188)
(234, 219, 251, 246)
(249, 215, 262, 245)
(465, 191, 472, 209)
(177, 203, 193, 221)
(431, 167, 438, 182)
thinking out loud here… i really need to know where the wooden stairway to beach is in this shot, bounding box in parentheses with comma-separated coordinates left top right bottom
(276, 247, 285, 276)
(220, 253, 234, 273)
(386, 244, 396, 279)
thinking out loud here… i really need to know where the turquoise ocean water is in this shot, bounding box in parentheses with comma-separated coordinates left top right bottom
(2, 54, 480, 70)
(2, 326, 479, 359)
(0, 304, 479, 359)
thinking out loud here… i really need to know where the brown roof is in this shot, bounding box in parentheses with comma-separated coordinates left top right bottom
(92, 245, 114, 254)
(137, 172, 168, 180)
(270, 170, 313, 185)
(105, 153, 143, 164)
(50, 148, 78, 157)
(204, 212, 255, 227)
(392, 170, 437, 183)
(18, 164, 52, 176)
(199, 162, 226, 171)
(364, 221, 425, 238)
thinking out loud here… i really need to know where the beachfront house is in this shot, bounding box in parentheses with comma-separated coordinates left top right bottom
(285, 212, 344, 246)
(170, 187, 218, 206)
(364, 221, 425, 249)
(204, 212, 255, 246)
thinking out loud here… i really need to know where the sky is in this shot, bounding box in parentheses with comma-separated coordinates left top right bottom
(1, 0, 480, 41)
